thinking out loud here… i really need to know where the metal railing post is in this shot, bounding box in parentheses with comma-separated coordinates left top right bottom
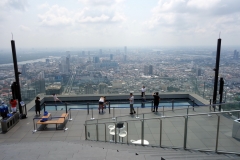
(136, 107, 139, 118)
(183, 116, 188, 149)
(141, 119, 144, 146)
(172, 100, 174, 111)
(32, 119, 37, 133)
(112, 107, 115, 120)
(109, 101, 111, 114)
(65, 103, 67, 113)
(68, 108, 72, 121)
(43, 103, 46, 112)
(105, 123, 107, 142)
(115, 123, 117, 143)
(160, 119, 162, 147)
(87, 103, 89, 115)
(91, 108, 95, 120)
(162, 106, 165, 117)
(85, 125, 87, 140)
(151, 100, 153, 111)
(215, 115, 220, 153)
(126, 122, 129, 144)
(192, 100, 195, 111)
(187, 106, 189, 116)
(96, 120, 99, 141)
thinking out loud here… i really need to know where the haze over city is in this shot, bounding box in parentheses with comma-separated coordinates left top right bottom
(1, 0, 240, 48)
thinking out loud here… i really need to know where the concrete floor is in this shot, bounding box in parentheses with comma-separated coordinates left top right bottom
(0, 103, 240, 155)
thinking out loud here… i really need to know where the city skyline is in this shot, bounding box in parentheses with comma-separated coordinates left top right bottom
(1, 0, 240, 48)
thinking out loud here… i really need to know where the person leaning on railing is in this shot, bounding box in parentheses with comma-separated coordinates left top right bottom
(10, 99, 17, 113)
(99, 96, 104, 113)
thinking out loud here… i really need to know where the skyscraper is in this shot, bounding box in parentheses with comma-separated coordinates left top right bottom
(21, 64, 27, 76)
(98, 83, 108, 94)
(66, 57, 70, 72)
(93, 57, 100, 63)
(110, 54, 113, 60)
(233, 50, 239, 59)
(124, 46, 127, 54)
(144, 65, 153, 75)
(149, 65, 153, 75)
(85, 84, 94, 94)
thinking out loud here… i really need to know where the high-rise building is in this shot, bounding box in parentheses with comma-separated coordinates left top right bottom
(144, 65, 149, 75)
(35, 79, 45, 93)
(85, 84, 94, 94)
(197, 68, 202, 76)
(110, 54, 113, 60)
(93, 57, 100, 63)
(98, 83, 108, 94)
(66, 57, 70, 72)
(99, 49, 102, 55)
(149, 65, 153, 75)
(46, 59, 50, 64)
(21, 64, 27, 76)
(144, 65, 153, 75)
(233, 50, 239, 59)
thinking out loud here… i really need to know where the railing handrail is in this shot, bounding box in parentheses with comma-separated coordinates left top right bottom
(84, 101, 240, 122)
(84, 110, 240, 125)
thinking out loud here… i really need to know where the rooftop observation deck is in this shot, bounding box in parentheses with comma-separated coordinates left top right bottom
(0, 93, 240, 159)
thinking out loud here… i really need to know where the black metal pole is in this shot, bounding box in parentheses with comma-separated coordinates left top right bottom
(219, 77, 224, 111)
(44, 103, 46, 112)
(213, 38, 221, 109)
(108, 101, 110, 114)
(11, 40, 23, 114)
(65, 103, 67, 113)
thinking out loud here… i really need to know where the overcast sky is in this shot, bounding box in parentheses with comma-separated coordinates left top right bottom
(1, 0, 240, 48)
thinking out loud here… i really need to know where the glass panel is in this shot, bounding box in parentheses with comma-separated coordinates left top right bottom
(162, 117, 184, 148)
(97, 123, 106, 142)
(145, 119, 160, 146)
(127, 120, 141, 145)
(217, 113, 240, 154)
(86, 124, 96, 141)
(187, 114, 217, 150)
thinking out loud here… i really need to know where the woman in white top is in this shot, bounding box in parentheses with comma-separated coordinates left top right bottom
(99, 97, 104, 113)
(141, 86, 146, 97)
(53, 94, 62, 105)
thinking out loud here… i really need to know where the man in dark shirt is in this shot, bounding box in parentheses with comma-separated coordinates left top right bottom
(152, 92, 160, 112)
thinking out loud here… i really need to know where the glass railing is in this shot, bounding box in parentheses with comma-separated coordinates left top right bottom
(85, 109, 240, 154)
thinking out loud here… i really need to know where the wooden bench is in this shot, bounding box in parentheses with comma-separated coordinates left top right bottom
(36, 113, 69, 130)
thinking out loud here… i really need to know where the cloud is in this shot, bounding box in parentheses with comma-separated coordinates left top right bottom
(19, 25, 30, 31)
(7, 0, 28, 11)
(144, 0, 240, 35)
(79, 0, 123, 6)
(187, 0, 220, 9)
(38, 5, 73, 27)
(0, 0, 28, 21)
(38, 3, 49, 9)
(38, 2, 126, 27)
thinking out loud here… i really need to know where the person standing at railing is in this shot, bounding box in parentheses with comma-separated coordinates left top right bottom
(53, 94, 62, 104)
(9, 99, 17, 113)
(35, 96, 41, 115)
(140, 86, 146, 98)
(103, 96, 108, 109)
(99, 96, 104, 113)
(129, 93, 136, 114)
(152, 92, 160, 112)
